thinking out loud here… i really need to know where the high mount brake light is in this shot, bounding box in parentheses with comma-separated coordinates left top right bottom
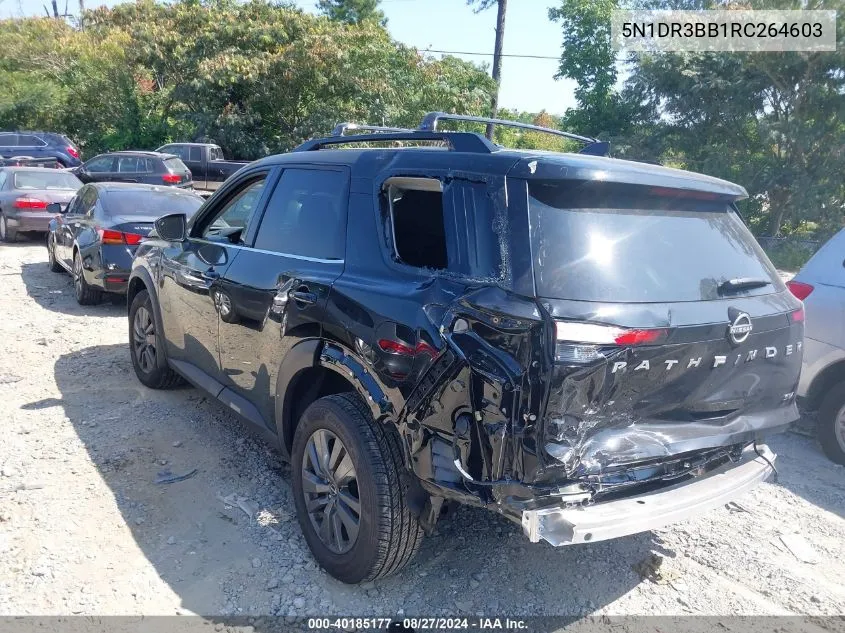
(786, 280, 814, 301)
(555, 322, 666, 346)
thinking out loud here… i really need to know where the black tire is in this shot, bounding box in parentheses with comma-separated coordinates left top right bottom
(291, 393, 423, 583)
(47, 234, 63, 272)
(817, 383, 845, 466)
(128, 289, 184, 389)
(72, 250, 102, 305)
(0, 213, 17, 243)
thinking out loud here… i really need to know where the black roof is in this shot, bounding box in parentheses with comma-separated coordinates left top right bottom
(251, 141, 747, 199)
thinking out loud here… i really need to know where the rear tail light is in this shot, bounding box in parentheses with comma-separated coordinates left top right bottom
(97, 227, 144, 245)
(14, 197, 48, 210)
(555, 321, 667, 364)
(786, 280, 814, 301)
(66, 146, 80, 159)
(162, 173, 181, 184)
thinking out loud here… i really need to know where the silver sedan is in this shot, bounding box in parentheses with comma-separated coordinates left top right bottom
(0, 167, 82, 243)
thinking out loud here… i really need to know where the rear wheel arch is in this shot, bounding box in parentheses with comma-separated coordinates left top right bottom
(805, 360, 845, 410)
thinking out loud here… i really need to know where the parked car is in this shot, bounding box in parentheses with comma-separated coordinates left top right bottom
(71, 151, 193, 189)
(0, 167, 83, 243)
(126, 114, 802, 584)
(0, 131, 82, 168)
(788, 232, 845, 465)
(47, 183, 203, 304)
(155, 143, 248, 193)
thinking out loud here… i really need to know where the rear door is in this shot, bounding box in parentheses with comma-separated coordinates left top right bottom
(217, 165, 348, 427)
(158, 170, 271, 381)
(113, 155, 144, 183)
(16, 134, 46, 159)
(525, 180, 804, 477)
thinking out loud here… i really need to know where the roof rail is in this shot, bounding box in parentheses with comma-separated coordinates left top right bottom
(293, 131, 497, 153)
(419, 112, 611, 156)
(331, 123, 413, 136)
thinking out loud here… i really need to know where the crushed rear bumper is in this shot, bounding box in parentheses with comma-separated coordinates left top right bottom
(521, 443, 775, 546)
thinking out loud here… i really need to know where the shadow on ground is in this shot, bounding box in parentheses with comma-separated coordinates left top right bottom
(19, 260, 126, 316)
(32, 343, 664, 625)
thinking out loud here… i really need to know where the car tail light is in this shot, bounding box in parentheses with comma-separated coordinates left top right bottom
(786, 280, 814, 301)
(66, 146, 80, 159)
(97, 227, 144, 245)
(162, 173, 181, 184)
(554, 321, 667, 364)
(13, 197, 48, 210)
(377, 339, 438, 358)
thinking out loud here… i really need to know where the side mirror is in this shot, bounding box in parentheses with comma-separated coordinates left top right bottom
(46, 202, 63, 214)
(154, 213, 187, 242)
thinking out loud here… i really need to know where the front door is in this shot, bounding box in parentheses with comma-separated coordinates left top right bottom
(158, 171, 272, 382)
(217, 166, 349, 426)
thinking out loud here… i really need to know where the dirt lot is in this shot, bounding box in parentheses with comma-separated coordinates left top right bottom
(1, 241, 844, 623)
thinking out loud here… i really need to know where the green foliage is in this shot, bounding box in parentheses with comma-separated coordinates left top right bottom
(0, 0, 493, 158)
(317, 0, 386, 25)
(549, 0, 845, 238)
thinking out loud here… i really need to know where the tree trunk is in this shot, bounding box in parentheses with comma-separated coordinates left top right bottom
(485, 0, 507, 140)
(51, 0, 59, 17)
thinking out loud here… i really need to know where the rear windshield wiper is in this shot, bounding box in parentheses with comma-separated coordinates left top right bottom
(717, 277, 772, 294)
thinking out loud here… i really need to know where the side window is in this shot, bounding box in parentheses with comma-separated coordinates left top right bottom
(165, 146, 188, 160)
(85, 156, 114, 173)
(0, 134, 16, 147)
(117, 156, 141, 173)
(189, 146, 203, 162)
(200, 176, 268, 243)
(382, 177, 503, 279)
(384, 177, 447, 270)
(253, 168, 347, 260)
(210, 147, 223, 161)
(0, 172, 6, 189)
(80, 187, 98, 215)
(18, 135, 46, 146)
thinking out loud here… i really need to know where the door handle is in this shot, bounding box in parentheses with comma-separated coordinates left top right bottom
(290, 286, 317, 305)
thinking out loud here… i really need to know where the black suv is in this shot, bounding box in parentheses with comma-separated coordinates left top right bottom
(72, 151, 193, 188)
(127, 114, 803, 584)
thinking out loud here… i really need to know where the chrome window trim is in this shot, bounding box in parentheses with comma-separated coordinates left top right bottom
(192, 238, 344, 265)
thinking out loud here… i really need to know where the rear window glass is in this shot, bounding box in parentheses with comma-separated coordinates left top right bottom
(529, 181, 779, 303)
(102, 190, 203, 218)
(164, 157, 188, 173)
(14, 171, 82, 190)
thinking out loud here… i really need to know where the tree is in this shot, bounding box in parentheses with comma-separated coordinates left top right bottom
(467, 0, 507, 139)
(317, 0, 386, 26)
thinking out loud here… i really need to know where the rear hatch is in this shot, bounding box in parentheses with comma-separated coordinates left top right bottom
(163, 157, 192, 186)
(527, 179, 803, 483)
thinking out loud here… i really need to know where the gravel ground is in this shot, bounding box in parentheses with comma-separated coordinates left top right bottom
(1, 241, 844, 625)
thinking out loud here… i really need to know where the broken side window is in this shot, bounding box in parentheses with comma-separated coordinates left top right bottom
(384, 176, 503, 280)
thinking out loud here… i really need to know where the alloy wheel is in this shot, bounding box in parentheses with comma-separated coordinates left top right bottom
(213, 290, 232, 317)
(301, 429, 361, 554)
(73, 254, 83, 295)
(132, 305, 157, 373)
(835, 404, 845, 454)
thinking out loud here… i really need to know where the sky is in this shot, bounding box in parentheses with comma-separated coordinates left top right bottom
(0, 0, 578, 114)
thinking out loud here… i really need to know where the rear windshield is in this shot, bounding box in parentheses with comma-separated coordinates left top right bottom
(529, 181, 779, 303)
(164, 157, 188, 173)
(14, 171, 82, 190)
(102, 190, 203, 218)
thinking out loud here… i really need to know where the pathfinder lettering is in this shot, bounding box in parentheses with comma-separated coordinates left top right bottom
(610, 341, 802, 374)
